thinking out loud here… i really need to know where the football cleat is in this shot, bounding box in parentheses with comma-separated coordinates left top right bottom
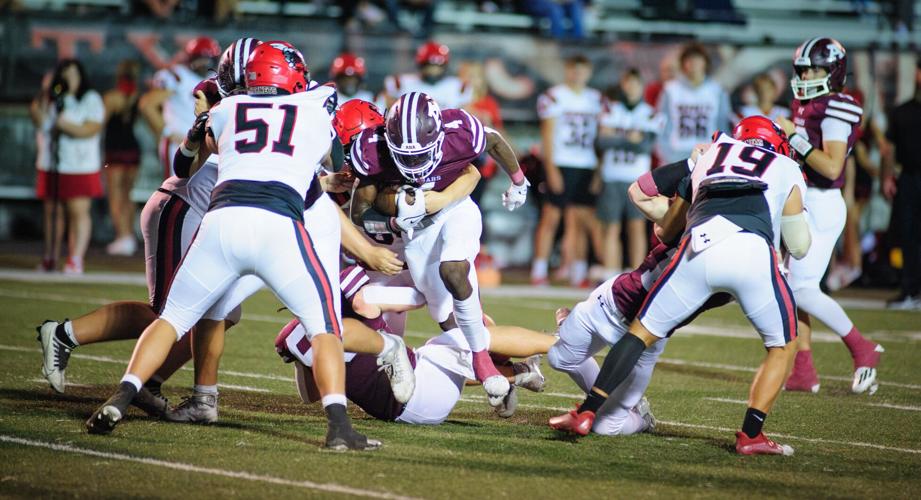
(324, 426, 382, 451)
(164, 393, 219, 424)
(513, 355, 546, 393)
(482, 375, 511, 407)
(735, 431, 794, 456)
(131, 387, 169, 418)
(376, 333, 415, 404)
(85, 405, 123, 435)
(634, 396, 657, 433)
(852, 367, 878, 395)
(36, 320, 72, 394)
(548, 408, 596, 436)
(851, 343, 883, 394)
(495, 385, 518, 418)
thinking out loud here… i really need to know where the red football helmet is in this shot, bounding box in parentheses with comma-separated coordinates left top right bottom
(245, 41, 308, 94)
(333, 99, 384, 145)
(791, 37, 847, 100)
(733, 115, 791, 157)
(330, 53, 366, 78)
(415, 41, 450, 67)
(185, 36, 222, 61)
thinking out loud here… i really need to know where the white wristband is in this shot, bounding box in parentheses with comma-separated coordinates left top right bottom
(788, 133, 814, 158)
(179, 143, 199, 158)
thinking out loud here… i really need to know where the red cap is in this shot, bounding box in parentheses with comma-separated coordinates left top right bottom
(415, 41, 449, 67)
(330, 53, 366, 78)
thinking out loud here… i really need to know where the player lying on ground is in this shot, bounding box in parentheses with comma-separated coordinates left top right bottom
(84, 42, 384, 450)
(349, 93, 529, 408)
(551, 117, 812, 456)
(776, 37, 883, 394)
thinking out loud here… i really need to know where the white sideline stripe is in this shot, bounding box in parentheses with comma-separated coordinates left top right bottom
(868, 403, 921, 412)
(1, 270, 910, 313)
(703, 397, 748, 405)
(9, 348, 921, 457)
(0, 435, 418, 499)
(29, 378, 92, 389)
(458, 398, 921, 455)
(28, 377, 267, 394)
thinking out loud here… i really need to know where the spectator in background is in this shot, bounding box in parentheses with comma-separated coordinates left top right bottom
(595, 69, 661, 276)
(460, 61, 505, 201)
(656, 43, 731, 163)
(30, 59, 104, 274)
(527, 0, 586, 40)
(330, 52, 375, 104)
(644, 54, 677, 107)
(737, 72, 790, 122)
(532, 54, 603, 287)
(140, 36, 220, 179)
(882, 56, 921, 309)
(380, 41, 471, 110)
(103, 60, 142, 257)
(136, 0, 179, 18)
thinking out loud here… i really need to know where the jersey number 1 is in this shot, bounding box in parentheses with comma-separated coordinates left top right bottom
(234, 103, 297, 156)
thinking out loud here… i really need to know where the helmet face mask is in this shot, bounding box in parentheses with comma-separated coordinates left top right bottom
(217, 38, 262, 97)
(386, 132, 445, 182)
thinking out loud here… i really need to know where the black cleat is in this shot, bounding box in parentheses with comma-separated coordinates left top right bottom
(85, 405, 123, 435)
(324, 426, 382, 451)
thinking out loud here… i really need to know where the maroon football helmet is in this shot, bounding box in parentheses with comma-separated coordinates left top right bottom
(791, 37, 847, 100)
(217, 37, 262, 97)
(384, 92, 445, 182)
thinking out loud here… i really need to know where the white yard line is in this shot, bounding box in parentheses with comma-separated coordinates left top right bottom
(0, 435, 419, 499)
(703, 397, 748, 405)
(867, 403, 921, 412)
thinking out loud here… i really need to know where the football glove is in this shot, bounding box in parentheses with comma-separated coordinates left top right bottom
(187, 111, 210, 144)
(502, 178, 530, 211)
(394, 186, 426, 238)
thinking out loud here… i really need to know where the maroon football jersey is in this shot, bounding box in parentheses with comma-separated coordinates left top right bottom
(350, 108, 486, 191)
(791, 93, 862, 189)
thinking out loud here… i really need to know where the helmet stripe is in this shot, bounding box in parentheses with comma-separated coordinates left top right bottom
(233, 40, 243, 84)
(400, 93, 412, 146)
(407, 92, 421, 144)
(801, 37, 821, 60)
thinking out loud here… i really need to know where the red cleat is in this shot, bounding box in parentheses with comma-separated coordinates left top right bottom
(548, 408, 595, 436)
(785, 351, 820, 393)
(735, 431, 794, 456)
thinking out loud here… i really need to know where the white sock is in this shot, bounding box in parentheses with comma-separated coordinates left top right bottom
(194, 384, 218, 395)
(321, 393, 347, 408)
(454, 294, 489, 352)
(377, 331, 397, 356)
(570, 260, 588, 286)
(121, 374, 143, 392)
(794, 287, 854, 337)
(531, 259, 548, 280)
(63, 320, 79, 346)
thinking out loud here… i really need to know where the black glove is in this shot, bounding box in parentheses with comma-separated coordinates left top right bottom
(187, 112, 210, 144)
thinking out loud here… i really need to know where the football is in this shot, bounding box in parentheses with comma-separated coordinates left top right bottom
(374, 185, 415, 216)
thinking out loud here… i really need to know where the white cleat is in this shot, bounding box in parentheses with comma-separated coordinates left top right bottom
(852, 367, 878, 394)
(634, 396, 657, 433)
(495, 385, 518, 418)
(164, 393, 219, 423)
(483, 375, 511, 407)
(36, 320, 71, 393)
(377, 333, 415, 404)
(513, 355, 546, 393)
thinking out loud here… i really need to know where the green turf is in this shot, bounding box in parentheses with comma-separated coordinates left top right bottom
(0, 278, 919, 499)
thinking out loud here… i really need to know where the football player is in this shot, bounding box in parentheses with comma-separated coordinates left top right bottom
(379, 41, 472, 110)
(776, 37, 883, 395)
(140, 36, 221, 179)
(551, 117, 812, 456)
(330, 52, 375, 104)
(349, 92, 529, 407)
(531, 54, 603, 287)
(85, 41, 381, 451)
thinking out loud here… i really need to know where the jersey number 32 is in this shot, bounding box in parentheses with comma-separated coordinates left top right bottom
(234, 103, 297, 156)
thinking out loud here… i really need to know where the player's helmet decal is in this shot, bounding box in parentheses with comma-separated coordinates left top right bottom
(245, 41, 308, 95)
(217, 37, 262, 97)
(384, 92, 445, 182)
(733, 115, 791, 157)
(791, 37, 848, 100)
(334, 99, 384, 145)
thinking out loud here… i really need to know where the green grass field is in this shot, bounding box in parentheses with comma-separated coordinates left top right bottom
(1, 276, 919, 499)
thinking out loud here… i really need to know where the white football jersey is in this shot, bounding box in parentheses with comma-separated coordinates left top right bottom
(208, 86, 337, 198)
(152, 65, 201, 139)
(599, 100, 662, 182)
(160, 155, 219, 217)
(537, 84, 602, 169)
(657, 77, 731, 163)
(688, 133, 806, 249)
(384, 73, 472, 110)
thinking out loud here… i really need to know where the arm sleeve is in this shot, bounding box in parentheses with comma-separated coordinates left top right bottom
(650, 159, 692, 197)
(676, 175, 693, 202)
(459, 109, 487, 155)
(820, 116, 852, 143)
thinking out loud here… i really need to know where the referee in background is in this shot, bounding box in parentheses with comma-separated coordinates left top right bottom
(883, 55, 921, 309)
